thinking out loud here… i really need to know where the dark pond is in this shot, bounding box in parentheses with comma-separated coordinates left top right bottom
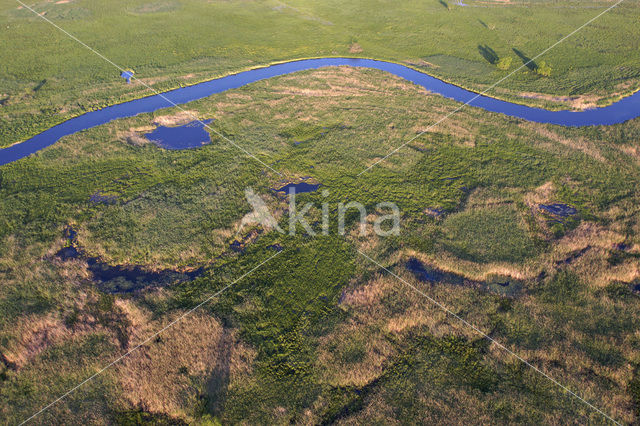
(614, 242, 629, 251)
(89, 191, 118, 205)
(4, 58, 640, 166)
(144, 119, 212, 150)
(274, 181, 320, 194)
(539, 203, 578, 217)
(56, 227, 201, 293)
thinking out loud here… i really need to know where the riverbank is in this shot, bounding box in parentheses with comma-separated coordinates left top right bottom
(4, 54, 640, 152)
(3, 57, 640, 166)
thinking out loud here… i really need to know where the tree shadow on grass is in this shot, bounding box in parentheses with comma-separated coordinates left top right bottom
(33, 79, 47, 92)
(206, 329, 232, 416)
(513, 48, 538, 71)
(478, 44, 499, 64)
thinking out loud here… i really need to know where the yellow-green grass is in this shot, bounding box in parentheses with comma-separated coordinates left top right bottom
(1, 66, 639, 423)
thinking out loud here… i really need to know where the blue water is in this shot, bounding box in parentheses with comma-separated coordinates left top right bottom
(144, 119, 212, 150)
(274, 181, 320, 194)
(539, 203, 578, 217)
(2, 58, 640, 166)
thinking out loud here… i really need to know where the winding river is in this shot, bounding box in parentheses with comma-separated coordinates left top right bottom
(2, 57, 639, 166)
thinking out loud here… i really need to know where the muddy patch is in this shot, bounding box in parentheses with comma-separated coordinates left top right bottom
(349, 43, 363, 53)
(613, 242, 630, 252)
(228, 229, 264, 255)
(90, 191, 118, 205)
(425, 207, 446, 218)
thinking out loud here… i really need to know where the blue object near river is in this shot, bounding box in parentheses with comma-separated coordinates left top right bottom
(120, 70, 134, 84)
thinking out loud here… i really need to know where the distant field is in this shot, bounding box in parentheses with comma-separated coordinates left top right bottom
(1, 0, 639, 147)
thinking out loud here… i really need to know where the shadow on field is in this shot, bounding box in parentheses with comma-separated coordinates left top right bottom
(33, 79, 47, 92)
(206, 329, 233, 415)
(478, 44, 499, 64)
(513, 48, 538, 70)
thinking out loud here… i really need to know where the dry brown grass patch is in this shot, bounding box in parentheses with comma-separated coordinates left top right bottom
(316, 322, 394, 387)
(523, 181, 555, 207)
(2, 291, 127, 369)
(117, 313, 255, 420)
(406, 249, 534, 282)
(349, 43, 363, 53)
(412, 122, 475, 146)
(270, 67, 429, 98)
(3, 314, 73, 368)
(153, 110, 200, 127)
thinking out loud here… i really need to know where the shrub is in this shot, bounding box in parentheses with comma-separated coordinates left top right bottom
(536, 61, 552, 76)
(496, 57, 512, 70)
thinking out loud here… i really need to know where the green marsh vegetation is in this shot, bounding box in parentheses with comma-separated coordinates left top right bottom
(1, 0, 640, 147)
(1, 64, 640, 423)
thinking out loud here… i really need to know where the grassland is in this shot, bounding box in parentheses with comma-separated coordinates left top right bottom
(1, 65, 639, 423)
(1, 0, 640, 148)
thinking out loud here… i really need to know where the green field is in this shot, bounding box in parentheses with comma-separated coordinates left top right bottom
(1, 61, 640, 423)
(1, 0, 640, 147)
(3, 0, 640, 424)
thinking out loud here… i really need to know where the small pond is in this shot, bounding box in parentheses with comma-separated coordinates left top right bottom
(539, 203, 577, 217)
(273, 178, 320, 194)
(144, 119, 212, 150)
(56, 227, 202, 293)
